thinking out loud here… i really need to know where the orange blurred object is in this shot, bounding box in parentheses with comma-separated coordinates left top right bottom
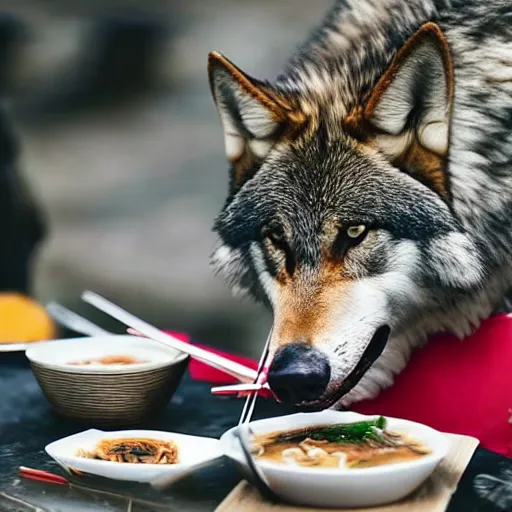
(0, 293, 56, 343)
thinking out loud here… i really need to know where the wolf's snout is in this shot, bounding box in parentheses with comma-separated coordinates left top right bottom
(267, 343, 331, 404)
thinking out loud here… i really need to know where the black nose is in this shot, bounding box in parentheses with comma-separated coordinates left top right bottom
(267, 343, 331, 404)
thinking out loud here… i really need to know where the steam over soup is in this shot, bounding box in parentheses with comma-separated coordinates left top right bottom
(252, 417, 431, 469)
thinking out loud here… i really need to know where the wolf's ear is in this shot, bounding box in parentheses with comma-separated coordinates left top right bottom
(208, 52, 302, 187)
(363, 22, 454, 199)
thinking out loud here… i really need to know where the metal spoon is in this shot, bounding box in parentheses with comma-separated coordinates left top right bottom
(46, 302, 111, 337)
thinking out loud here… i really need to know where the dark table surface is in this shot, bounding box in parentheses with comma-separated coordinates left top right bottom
(0, 350, 296, 512)
(1, 351, 512, 512)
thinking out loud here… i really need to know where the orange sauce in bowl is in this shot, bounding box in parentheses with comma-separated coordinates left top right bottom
(69, 355, 148, 366)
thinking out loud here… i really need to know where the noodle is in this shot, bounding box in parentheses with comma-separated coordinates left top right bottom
(77, 438, 179, 464)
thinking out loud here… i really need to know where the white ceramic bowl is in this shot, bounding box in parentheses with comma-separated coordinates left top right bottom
(221, 410, 451, 508)
(26, 335, 189, 426)
(46, 429, 222, 483)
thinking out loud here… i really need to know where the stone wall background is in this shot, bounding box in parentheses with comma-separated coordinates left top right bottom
(3, 0, 331, 357)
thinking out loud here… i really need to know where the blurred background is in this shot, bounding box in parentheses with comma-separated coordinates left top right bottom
(0, 0, 332, 357)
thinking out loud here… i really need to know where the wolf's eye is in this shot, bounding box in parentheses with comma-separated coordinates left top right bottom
(264, 230, 286, 250)
(261, 225, 295, 274)
(346, 225, 367, 239)
(261, 226, 287, 254)
(333, 224, 368, 258)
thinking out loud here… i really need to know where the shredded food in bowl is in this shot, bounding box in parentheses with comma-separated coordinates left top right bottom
(77, 438, 179, 464)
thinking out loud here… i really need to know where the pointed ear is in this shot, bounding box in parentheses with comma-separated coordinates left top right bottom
(208, 51, 303, 188)
(364, 22, 454, 199)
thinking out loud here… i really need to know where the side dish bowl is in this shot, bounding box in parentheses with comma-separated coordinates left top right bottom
(26, 335, 189, 426)
(46, 429, 222, 483)
(220, 410, 451, 508)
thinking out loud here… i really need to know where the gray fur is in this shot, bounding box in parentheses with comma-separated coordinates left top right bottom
(208, 0, 512, 408)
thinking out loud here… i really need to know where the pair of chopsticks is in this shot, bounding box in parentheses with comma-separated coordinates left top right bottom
(229, 327, 278, 500)
(237, 326, 273, 425)
(80, 291, 274, 424)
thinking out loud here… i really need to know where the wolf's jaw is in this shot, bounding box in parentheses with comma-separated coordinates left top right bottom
(292, 326, 391, 411)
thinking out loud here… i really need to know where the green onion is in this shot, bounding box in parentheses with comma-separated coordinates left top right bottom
(271, 417, 388, 444)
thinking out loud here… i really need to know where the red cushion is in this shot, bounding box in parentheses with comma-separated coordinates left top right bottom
(167, 314, 512, 457)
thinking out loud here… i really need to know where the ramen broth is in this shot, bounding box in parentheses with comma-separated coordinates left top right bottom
(252, 418, 431, 469)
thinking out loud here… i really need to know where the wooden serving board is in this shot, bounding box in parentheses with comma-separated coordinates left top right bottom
(216, 433, 479, 512)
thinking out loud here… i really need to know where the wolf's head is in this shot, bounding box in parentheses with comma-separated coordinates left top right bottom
(207, 23, 485, 409)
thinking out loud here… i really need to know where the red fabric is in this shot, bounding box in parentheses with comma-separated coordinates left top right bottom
(166, 314, 512, 457)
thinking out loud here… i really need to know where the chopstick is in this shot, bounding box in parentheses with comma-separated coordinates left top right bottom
(46, 302, 111, 337)
(127, 327, 271, 399)
(81, 291, 258, 384)
(19, 467, 69, 486)
(238, 325, 273, 426)
(127, 325, 274, 400)
(211, 382, 269, 396)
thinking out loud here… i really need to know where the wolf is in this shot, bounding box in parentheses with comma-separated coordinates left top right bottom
(207, 0, 512, 411)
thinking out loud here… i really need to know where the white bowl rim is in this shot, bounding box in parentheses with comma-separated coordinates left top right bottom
(221, 411, 450, 477)
(25, 335, 189, 375)
(44, 429, 224, 483)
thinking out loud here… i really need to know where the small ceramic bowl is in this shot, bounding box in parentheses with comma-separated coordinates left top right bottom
(26, 335, 189, 426)
(46, 429, 222, 483)
(221, 410, 451, 509)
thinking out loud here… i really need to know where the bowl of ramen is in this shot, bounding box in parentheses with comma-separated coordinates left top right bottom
(221, 410, 450, 508)
(45, 429, 222, 483)
(26, 335, 189, 426)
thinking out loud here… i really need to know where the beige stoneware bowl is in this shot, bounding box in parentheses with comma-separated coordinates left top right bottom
(26, 335, 189, 426)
